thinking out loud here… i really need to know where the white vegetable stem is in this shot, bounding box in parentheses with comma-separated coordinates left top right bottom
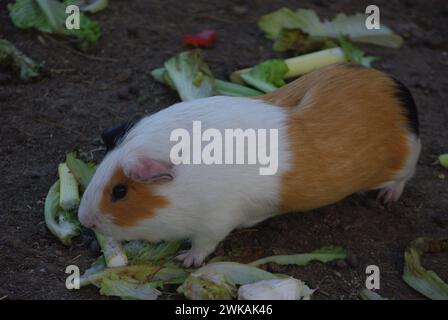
(96, 232, 128, 267)
(231, 47, 346, 84)
(58, 162, 80, 211)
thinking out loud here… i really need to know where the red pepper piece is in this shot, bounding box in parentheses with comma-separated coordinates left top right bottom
(183, 30, 217, 48)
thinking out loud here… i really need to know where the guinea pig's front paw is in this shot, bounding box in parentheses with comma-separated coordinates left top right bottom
(176, 238, 219, 268)
(176, 250, 204, 268)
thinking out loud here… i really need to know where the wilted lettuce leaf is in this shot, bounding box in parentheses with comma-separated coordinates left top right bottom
(100, 276, 161, 300)
(240, 59, 289, 93)
(178, 272, 237, 300)
(177, 262, 284, 300)
(8, 0, 101, 50)
(249, 245, 347, 267)
(238, 278, 314, 300)
(0, 39, 40, 80)
(273, 28, 336, 54)
(258, 8, 403, 48)
(403, 237, 448, 300)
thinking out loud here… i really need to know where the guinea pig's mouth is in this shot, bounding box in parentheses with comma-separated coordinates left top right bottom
(78, 213, 101, 230)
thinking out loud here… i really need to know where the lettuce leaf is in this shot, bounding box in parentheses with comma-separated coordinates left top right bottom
(273, 28, 336, 54)
(403, 237, 448, 300)
(0, 39, 41, 80)
(163, 50, 215, 101)
(8, 0, 101, 50)
(258, 8, 403, 48)
(339, 36, 379, 67)
(152, 51, 263, 100)
(240, 59, 288, 93)
(249, 245, 347, 267)
(44, 180, 80, 246)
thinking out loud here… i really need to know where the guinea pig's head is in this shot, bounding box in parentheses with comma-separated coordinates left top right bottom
(78, 149, 174, 240)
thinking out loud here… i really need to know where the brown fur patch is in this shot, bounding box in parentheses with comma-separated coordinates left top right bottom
(99, 166, 170, 227)
(262, 63, 411, 212)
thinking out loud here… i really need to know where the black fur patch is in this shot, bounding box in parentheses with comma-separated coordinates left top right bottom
(393, 79, 419, 136)
(101, 115, 142, 152)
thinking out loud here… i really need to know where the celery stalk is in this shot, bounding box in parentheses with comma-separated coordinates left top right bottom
(230, 47, 346, 84)
(58, 162, 80, 211)
(96, 232, 128, 267)
(44, 180, 80, 246)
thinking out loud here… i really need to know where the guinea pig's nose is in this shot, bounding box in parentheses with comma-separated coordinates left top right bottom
(79, 214, 97, 230)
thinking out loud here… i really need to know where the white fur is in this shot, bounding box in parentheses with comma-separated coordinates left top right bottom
(78, 96, 291, 266)
(376, 134, 421, 202)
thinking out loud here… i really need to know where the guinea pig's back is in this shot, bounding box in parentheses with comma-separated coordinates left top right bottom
(269, 63, 421, 212)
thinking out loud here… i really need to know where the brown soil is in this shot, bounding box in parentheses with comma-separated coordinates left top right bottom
(0, 0, 447, 300)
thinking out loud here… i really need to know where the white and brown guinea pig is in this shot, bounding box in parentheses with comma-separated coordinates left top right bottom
(78, 63, 421, 267)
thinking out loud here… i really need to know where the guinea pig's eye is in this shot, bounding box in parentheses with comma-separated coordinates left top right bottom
(111, 184, 127, 202)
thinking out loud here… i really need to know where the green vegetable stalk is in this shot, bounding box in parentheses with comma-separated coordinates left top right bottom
(58, 162, 80, 211)
(230, 47, 346, 84)
(65, 151, 95, 189)
(44, 180, 80, 246)
(96, 232, 128, 267)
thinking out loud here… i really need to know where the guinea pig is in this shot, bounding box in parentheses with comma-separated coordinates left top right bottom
(78, 63, 421, 267)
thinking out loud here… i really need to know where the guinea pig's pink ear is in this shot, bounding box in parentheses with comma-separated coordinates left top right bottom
(123, 157, 174, 183)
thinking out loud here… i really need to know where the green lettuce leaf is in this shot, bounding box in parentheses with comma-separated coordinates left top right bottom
(124, 240, 185, 265)
(8, 0, 101, 50)
(240, 59, 289, 93)
(439, 154, 448, 168)
(339, 36, 379, 67)
(249, 245, 347, 267)
(163, 50, 215, 101)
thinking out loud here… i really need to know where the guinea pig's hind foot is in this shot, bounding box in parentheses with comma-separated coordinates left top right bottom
(377, 180, 406, 204)
(176, 238, 219, 268)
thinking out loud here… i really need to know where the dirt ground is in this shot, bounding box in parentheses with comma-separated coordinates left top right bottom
(1, 0, 447, 300)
